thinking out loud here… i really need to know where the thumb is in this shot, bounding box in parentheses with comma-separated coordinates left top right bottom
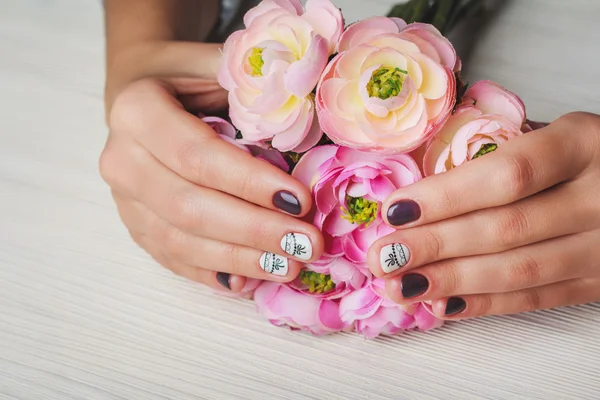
(147, 41, 224, 79)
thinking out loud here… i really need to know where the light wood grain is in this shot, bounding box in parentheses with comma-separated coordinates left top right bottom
(1, 1, 600, 399)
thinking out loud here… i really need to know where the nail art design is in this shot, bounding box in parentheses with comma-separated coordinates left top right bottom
(259, 252, 289, 276)
(380, 243, 410, 273)
(280, 233, 312, 261)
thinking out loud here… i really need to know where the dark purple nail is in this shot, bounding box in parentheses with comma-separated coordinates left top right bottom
(273, 190, 301, 215)
(445, 297, 466, 316)
(401, 273, 429, 298)
(387, 200, 421, 226)
(216, 272, 231, 290)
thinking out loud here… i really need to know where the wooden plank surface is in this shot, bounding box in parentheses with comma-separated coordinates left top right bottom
(1, 1, 600, 399)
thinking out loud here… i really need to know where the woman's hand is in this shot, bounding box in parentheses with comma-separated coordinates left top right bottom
(368, 112, 600, 319)
(100, 42, 324, 293)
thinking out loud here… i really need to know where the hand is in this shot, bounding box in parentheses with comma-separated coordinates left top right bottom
(100, 42, 324, 293)
(367, 112, 600, 319)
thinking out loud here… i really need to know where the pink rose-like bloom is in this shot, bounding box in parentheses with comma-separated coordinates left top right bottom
(423, 80, 531, 176)
(307, 256, 369, 291)
(293, 145, 421, 263)
(218, 0, 343, 152)
(253, 281, 347, 335)
(316, 17, 459, 154)
(202, 115, 289, 172)
(339, 279, 443, 338)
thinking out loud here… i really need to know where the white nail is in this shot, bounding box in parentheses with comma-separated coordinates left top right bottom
(380, 243, 410, 273)
(280, 233, 312, 261)
(259, 252, 289, 276)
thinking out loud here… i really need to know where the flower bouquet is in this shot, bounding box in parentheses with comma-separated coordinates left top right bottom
(211, 0, 533, 338)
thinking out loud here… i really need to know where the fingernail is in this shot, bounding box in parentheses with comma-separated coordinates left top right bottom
(387, 200, 421, 226)
(216, 272, 231, 290)
(281, 233, 312, 261)
(445, 297, 467, 316)
(401, 273, 429, 298)
(259, 252, 289, 276)
(380, 243, 411, 273)
(273, 190, 301, 215)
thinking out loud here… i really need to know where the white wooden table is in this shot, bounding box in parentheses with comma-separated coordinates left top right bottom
(1, 1, 600, 399)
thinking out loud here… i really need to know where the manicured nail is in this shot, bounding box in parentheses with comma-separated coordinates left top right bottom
(281, 233, 312, 261)
(380, 243, 411, 273)
(216, 272, 231, 290)
(445, 297, 466, 316)
(401, 273, 429, 298)
(259, 252, 289, 276)
(387, 200, 421, 226)
(273, 190, 301, 215)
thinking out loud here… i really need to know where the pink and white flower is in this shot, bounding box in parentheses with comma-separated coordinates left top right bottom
(423, 80, 531, 176)
(293, 145, 421, 263)
(218, 0, 343, 152)
(339, 279, 443, 338)
(316, 17, 459, 154)
(254, 281, 348, 335)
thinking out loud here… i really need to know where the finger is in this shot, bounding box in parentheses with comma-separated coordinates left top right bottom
(132, 231, 248, 293)
(369, 181, 600, 277)
(425, 277, 600, 319)
(384, 230, 600, 303)
(109, 79, 312, 216)
(115, 195, 303, 281)
(106, 146, 323, 262)
(382, 120, 592, 228)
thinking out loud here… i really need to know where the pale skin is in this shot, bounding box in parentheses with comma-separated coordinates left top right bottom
(102, 1, 600, 317)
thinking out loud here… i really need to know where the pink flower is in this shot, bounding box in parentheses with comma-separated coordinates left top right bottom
(308, 256, 369, 291)
(218, 0, 343, 152)
(202, 115, 290, 172)
(254, 281, 347, 335)
(316, 17, 458, 154)
(423, 80, 531, 176)
(339, 279, 443, 338)
(292, 145, 421, 263)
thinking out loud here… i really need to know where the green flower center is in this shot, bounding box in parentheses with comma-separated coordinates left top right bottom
(341, 196, 379, 227)
(299, 270, 335, 294)
(248, 47, 265, 77)
(473, 143, 498, 159)
(366, 66, 408, 100)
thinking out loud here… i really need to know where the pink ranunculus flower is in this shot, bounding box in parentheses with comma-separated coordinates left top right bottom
(315, 17, 459, 154)
(218, 0, 344, 152)
(339, 279, 443, 338)
(202, 115, 290, 172)
(307, 256, 370, 292)
(422, 80, 531, 176)
(253, 281, 347, 335)
(292, 145, 421, 263)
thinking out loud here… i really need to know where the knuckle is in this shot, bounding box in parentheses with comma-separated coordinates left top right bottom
(422, 228, 445, 261)
(492, 206, 530, 250)
(225, 243, 246, 276)
(433, 262, 462, 294)
(438, 186, 458, 217)
(171, 190, 204, 232)
(161, 226, 188, 260)
(176, 140, 208, 181)
(518, 289, 542, 313)
(109, 79, 159, 132)
(502, 154, 535, 200)
(471, 294, 493, 317)
(506, 253, 542, 290)
(98, 141, 120, 187)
